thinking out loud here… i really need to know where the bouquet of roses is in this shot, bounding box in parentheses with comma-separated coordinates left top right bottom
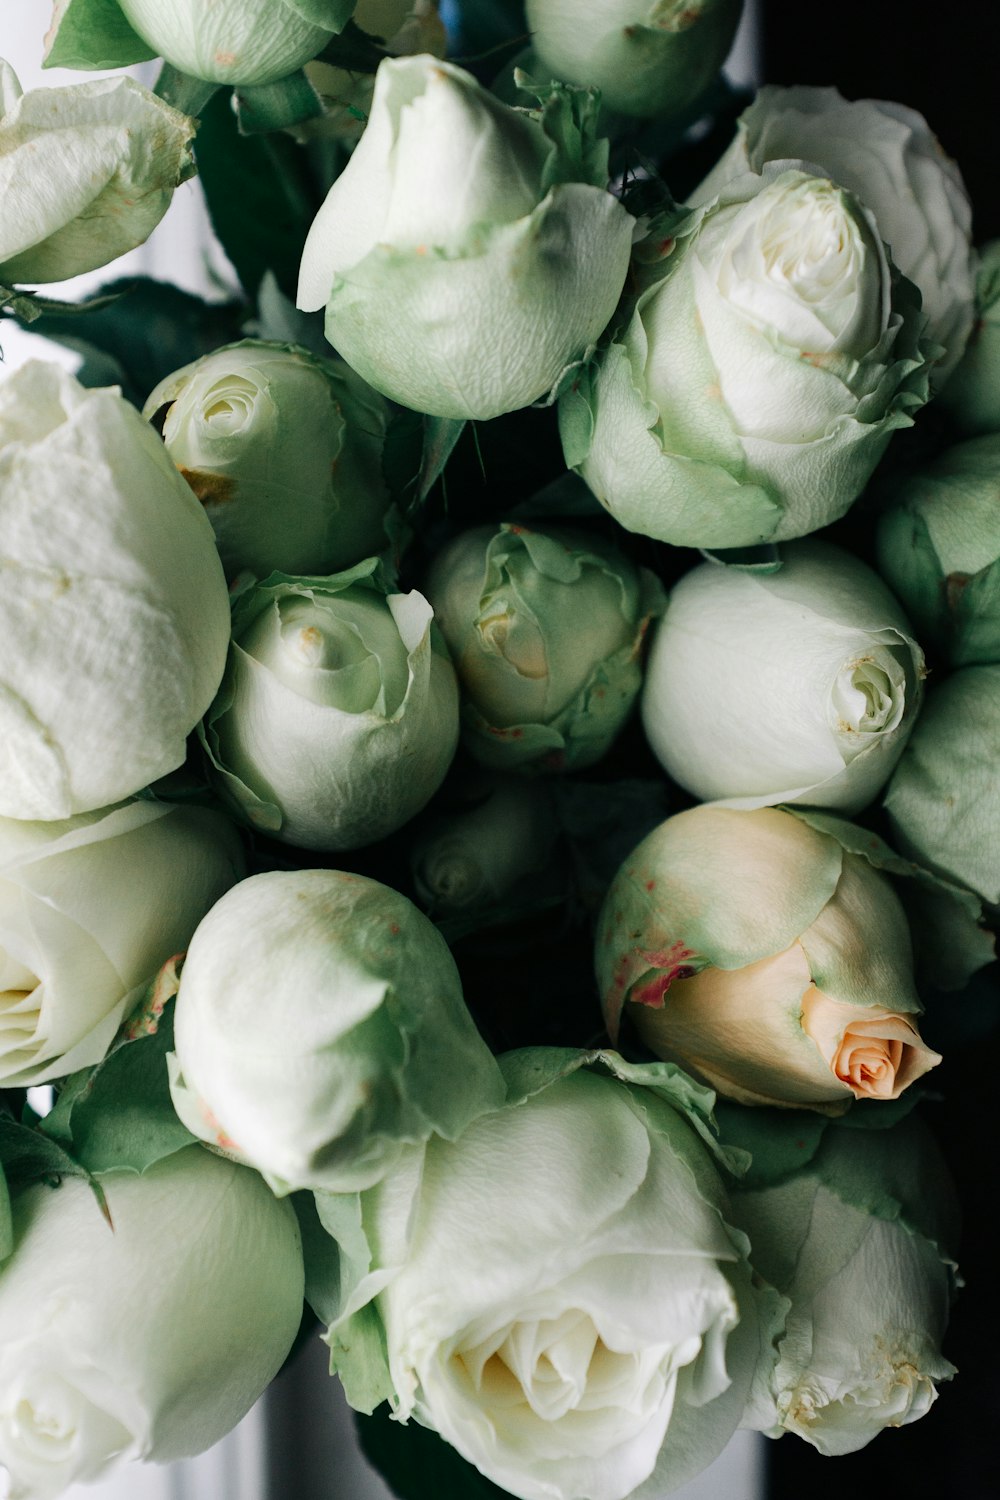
(0, 1, 995, 1497)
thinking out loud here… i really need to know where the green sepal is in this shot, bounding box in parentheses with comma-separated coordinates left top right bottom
(152, 63, 219, 116)
(514, 70, 609, 191)
(40, 957, 197, 1175)
(283, 0, 357, 29)
(234, 71, 324, 134)
(0, 1116, 111, 1230)
(43, 0, 156, 70)
(700, 543, 784, 573)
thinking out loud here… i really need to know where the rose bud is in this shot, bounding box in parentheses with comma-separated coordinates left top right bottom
(726, 1109, 956, 1455)
(884, 665, 1000, 907)
(642, 541, 925, 814)
(45, 0, 355, 88)
(561, 164, 930, 549)
(424, 522, 664, 773)
(409, 770, 560, 917)
(144, 340, 392, 583)
(0, 799, 242, 1088)
(596, 806, 940, 1111)
(525, 0, 743, 121)
(297, 55, 635, 420)
(0, 363, 231, 821)
(876, 434, 1000, 668)
(692, 85, 975, 382)
(201, 560, 459, 850)
(939, 240, 1000, 433)
(168, 868, 506, 1194)
(0, 61, 193, 286)
(0, 1148, 303, 1500)
(317, 1053, 783, 1500)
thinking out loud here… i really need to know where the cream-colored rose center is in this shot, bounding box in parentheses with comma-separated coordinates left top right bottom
(200, 376, 259, 436)
(0, 951, 42, 1069)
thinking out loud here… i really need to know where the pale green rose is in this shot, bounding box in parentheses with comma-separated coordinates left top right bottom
(201, 560, 459, 849)
(642, 541, 925, 813)
(884, 665, 1000, 906)
(939, 241, 1000, 433)
(424, 522, 665, 772)
(561, 165, 929, 549)
(727, 1111, 956, 1456)
(314, 1051, 783, 1500)
(0, 363, 231, 822)
(144, 341, 391, 583)
(409, 771, 559, 917)
(876, 434, 1000, 666)
(525, 0, 743, 120)
(692, 85, 974, 382)
(168, 868, 506, 1194)
(45, 0, 355, 86)
(0, 1148, 303, 1500)
(0, 799, 242, 1088)
(297, 55, 635, 419)
(0, 60, 193, 285)
(596, 806, 940, 1111)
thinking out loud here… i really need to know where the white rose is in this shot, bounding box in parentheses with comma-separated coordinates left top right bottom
(0, 363, 232, 821)
(322, 1056, 782, 1500)
(201, 561, 459, 850)
(0, 61, 194, 285)
(562, 165, 929, 549)
(641, 541, 925, 813)
(297, 55, 635, 419)
(0, 799, 243, 1088)
(0, 1148, 304, 1500)
(692, 85, 975, 382)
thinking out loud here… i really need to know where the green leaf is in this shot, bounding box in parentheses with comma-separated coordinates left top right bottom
(43, 0, 156, 70)
(41, 959, 196, 1175)
(234, 72, 324, 134)
(0, 1117, 110, 1229)
(194, 89, 322, 301)
(22, 277, 245, 409)
(356, 1402, 510, 1500)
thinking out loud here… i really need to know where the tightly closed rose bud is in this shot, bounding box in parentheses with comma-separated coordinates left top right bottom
(424, 523, 664, 772)
(0, 1148, 304, 1500)
(0, 799, 242, 1088)
(144, 341, 392, 582)
(884, 665, 1000, 907)
(691, 85, 974, 381)
(45, 0, 355, 87)
(726, 1110, 957, 1455)
(201, 560, 459, 849)
(939, 241, 1000, 434)
(642, 542, 925, 813)
(525, 0, 743, 120)
(168, 869, 506, 1194)
(0, 363, 231, 821)
(596, 806, 940, 1111)
(318, 1053, 783, 1500)
(875, 434, 1000, 668)
(561, 165, 929, 549)
(0, 60, 193, 285)
(297, 55, 635, 419)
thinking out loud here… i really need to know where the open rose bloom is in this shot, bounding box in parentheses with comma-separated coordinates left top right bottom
(596, 806, 940, 1111)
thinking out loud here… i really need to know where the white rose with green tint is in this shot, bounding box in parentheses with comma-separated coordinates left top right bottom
(642, 542, 925, 813)
(0, 60, 193, 286)
(596, 806, 940, 1111)
(201, 560, 459, 850)
(884, 665, 1000, 906)
(561, 164, 929, 549)
(168, 869, 505, 1195)
(0, 800, 242, 1088)
(692, 85, 974, 382)
(45, 0, 355, 86)
(727, 1110, 956, 1455)
(144, 341, 391, 583)
(297, 55, 635, 419)
(525, 0, 743, 120)
(424, 523, 664, 772)
(0, 363, 231, 821)
(317, 1051, 782, 1500)
(0, 1148, 303, 1500)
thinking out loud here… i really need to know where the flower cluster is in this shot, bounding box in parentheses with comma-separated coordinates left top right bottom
(0, 4, 992, 1499)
